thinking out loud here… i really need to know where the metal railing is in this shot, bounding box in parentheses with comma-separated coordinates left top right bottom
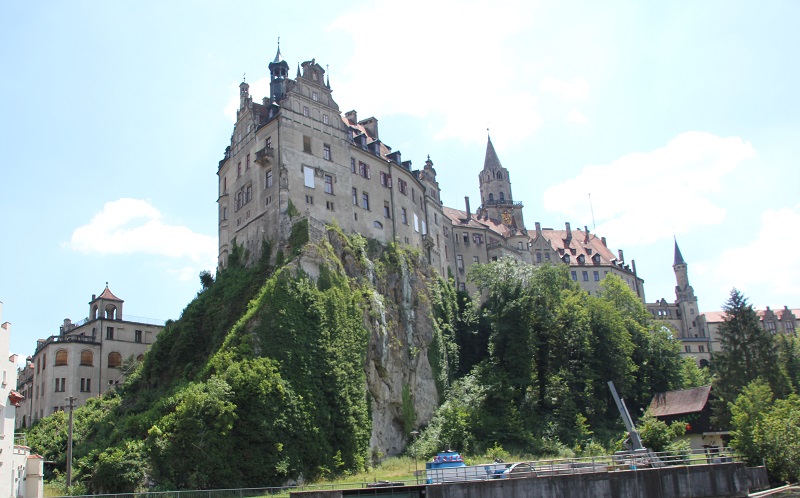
(53, 448, 742, 498)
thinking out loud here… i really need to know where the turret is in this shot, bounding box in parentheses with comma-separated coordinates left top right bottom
(478, 135, 524, 229)
(268, 39, 290, 102)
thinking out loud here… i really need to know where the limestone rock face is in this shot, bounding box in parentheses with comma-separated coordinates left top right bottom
(310, 230, 440, 458)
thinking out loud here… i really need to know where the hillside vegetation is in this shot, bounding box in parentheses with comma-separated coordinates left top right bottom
(26, 226, 691, 493)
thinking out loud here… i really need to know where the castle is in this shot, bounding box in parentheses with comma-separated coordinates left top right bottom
(217, 45, 644, 300)
(218, 45, 796, 364)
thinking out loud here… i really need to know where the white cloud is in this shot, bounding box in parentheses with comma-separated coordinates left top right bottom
(540, 77, 589, 101)
(543, 132, 756, 245)
(565, 109, 589, 125)
(328, 0, 542, 145)
(66, 198, 217, 270)
(711, 205, 800, 299)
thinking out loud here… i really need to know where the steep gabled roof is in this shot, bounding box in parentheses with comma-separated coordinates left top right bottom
(649, 385, 712, 417)
(483, 136, 503, 172)
(674, 239, 686, 266)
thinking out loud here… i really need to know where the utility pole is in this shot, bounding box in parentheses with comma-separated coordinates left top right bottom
(410, 430, 420, 484)
(66, 396, 76, 488)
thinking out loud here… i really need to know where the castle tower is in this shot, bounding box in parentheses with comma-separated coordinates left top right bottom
(478, 135, 525, 231)
(673, 239, 701, 338)
(268, 40, 290, 102)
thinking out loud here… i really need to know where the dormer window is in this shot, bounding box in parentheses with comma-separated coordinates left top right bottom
(563, 254, 570, 263)
(593, 254, 601, 264)
(577, 254, 585, 265)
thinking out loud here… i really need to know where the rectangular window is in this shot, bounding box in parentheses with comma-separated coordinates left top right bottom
(401, 207, 408, 224)
(473, 234, 483, 245)
(80, 378, 92, 392)
(593, 271, 600, 281)
(106, 327, 114, 339)
(303, 135, 312, 153)
(304, 166, 315, 188)
(266, 170, 273, 188)
(685, 345, 692, 353)
(135, 330, 143, 343)
(305, 195, 314, 204)
(699, 345, 706, 353)
(359, 161, 370, 178)
(352, 188, 358, 205)
(323, 114, 329, 125)
(351, 158, 356, 173)
(237, 162, 242, 178)
(246, 153, 250, 170)
(266, 136, 272, 148)
(326, 201, 335, 211)
(324, 174, 334, 194)
(786, 322, 795, 332)
(303, 106, 309, 117)
(422, 220, 427, 235)
(384, 201, 391, 218)
(582, 271, 589, 281)
(380, 171, 392, 187)
(323, 144, 331, 161)
(398, 179, 408, 194)
(414, 213, 419, 232)
(473, 256, 479, 263)
(536, 252, 542, 263)
(412, 188, 417, 204)
(362, 192, 370, 210)
(312, 91, 319, 101)
(459, 282, 466, 291)
(457, 255, 464, 270)
(571, 271, 577, 281)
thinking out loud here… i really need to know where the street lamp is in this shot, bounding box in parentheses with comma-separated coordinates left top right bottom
(66, 396, 76, 489)
(410, 430, 420, 484)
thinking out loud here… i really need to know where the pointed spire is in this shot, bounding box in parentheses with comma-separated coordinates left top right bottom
(483, 135, 503, 171)
(674, 237, 686, 266)
(297, 63, 301, 78)
(326, 64, 330, 88)
(273, 37, 283, 63)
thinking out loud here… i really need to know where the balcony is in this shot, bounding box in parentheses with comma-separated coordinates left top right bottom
(485, 199, 523, 207)
(255, 146, 274, 166)
(422, 234, 435, 249)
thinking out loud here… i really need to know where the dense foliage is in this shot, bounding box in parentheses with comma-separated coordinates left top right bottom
(27, 232, 373, 492)
(729, 380, 800, 483)
(413, 258, 684, 457)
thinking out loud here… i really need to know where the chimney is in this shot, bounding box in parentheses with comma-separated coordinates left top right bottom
(618, 249, 624, 264)
(601, 236, 607, 247)
(565, 222, 572, 243)
(359, 117, 379, 140)
(584, 226, 590, 243)
(535, 222, 542, 236)
(465, 196, 472, 220)
(344, 110, 357, 125)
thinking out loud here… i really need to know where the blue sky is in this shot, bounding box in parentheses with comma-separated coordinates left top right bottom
(2, 1, 799, 359)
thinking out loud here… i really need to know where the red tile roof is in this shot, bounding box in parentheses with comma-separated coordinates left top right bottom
(702, 308, 799, 324)
(649, 385, 712, 417)
(96, 286, 123, 302)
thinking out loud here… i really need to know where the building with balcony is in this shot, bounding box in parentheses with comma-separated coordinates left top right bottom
(15, 287, 163, 429)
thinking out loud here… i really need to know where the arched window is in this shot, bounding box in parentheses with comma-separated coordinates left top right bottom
(107, 352, 122, 368)
(499, 192, 505, 201)
(488, 193, 494, 203)
(55, 350, 68, 366)
(80, 350, 94, 366)
(497, 172, 503, 180)
(136, 354, 144, 362)
(699, 359, 709, 369)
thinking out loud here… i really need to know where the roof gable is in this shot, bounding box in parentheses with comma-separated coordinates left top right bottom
(649, 385, 712, 417)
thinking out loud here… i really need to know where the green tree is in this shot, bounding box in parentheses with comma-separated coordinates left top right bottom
(729, 379, 800, 482)
(679, 356, 712, 389)
(711, 289, 789, 425)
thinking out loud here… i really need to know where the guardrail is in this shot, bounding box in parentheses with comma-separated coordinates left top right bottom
(52, 448, 742, 498)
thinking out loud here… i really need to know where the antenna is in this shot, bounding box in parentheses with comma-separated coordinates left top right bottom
(589, 193, 596, 231)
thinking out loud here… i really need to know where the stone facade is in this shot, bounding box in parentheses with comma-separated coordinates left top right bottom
(217, 46, 644, 299)
(15, 287, 163, 429)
